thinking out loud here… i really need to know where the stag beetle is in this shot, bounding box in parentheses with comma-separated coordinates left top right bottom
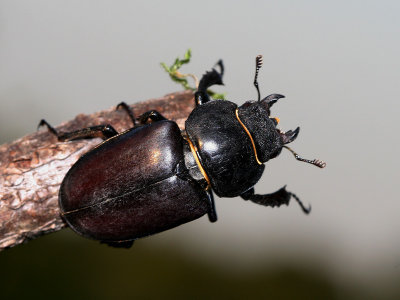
(39, 55, 325, 248)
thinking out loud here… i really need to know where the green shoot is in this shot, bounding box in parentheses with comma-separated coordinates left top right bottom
(161, 49, 226, 100)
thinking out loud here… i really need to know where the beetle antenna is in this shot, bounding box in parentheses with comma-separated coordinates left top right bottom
(254, 55, 263, 102)
(283, 146, 326, 168)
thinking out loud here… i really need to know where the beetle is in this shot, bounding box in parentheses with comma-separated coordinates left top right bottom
(39, 55, 325, 248)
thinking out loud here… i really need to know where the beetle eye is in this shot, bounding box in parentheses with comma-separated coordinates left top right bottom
(270, 117, 280, 126)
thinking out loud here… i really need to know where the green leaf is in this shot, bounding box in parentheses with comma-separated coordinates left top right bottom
(160, 49, 195, 91)
(208, 91, 226, 100)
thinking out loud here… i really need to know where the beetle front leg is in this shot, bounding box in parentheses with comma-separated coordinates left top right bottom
(137, 110, 168, 124)
(195, 60, 224, 106)
(240, 186, 311, 214)
(38, 120, 119, 141)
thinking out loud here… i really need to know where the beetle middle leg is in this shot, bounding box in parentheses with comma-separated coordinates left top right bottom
(206, 190, 218, 222)
(38, 119, 119, 141)
(116, 102, 137, 126)
(240, 186, 311, 214)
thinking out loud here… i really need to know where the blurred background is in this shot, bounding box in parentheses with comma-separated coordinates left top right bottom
(1, 1, 399, 299)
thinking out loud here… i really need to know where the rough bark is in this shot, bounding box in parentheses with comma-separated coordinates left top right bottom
(0, 91, 195, 250)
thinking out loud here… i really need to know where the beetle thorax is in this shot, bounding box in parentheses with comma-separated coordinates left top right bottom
(185, 100, 265, 197)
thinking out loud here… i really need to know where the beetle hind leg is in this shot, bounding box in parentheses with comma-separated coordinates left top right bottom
(240, 186, 311, 214)
(38, 119, 119, 141)
(101, 240, 135, 249)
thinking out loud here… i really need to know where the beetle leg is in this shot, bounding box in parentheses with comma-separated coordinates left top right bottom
(206, 190, 218, 222)
(240, 186, 311, 214)
(116, 102, 137, 126)
(38, 119, 119, 141)
(101, 240, 135, 248)
(138, 110, 168, 124)
(195, 60, 224, 106)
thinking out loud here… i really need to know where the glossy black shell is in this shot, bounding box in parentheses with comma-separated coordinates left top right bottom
(59, 121, 209, 242)
(185, 100, 265, 197)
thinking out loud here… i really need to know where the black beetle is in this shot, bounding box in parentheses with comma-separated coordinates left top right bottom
(39, 55, 325, 248)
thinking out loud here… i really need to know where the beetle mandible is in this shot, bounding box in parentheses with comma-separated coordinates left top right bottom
(39, 55, 325, 248)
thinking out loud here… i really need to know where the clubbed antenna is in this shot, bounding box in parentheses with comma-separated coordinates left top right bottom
(254, 55, 263, 102)
(283, 146, 326, 168)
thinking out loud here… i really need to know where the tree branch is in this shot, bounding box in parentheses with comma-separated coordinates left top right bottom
(0, 91, 195, 250)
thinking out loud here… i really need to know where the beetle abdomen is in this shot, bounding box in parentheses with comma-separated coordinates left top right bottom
(59, 121, 209, 241)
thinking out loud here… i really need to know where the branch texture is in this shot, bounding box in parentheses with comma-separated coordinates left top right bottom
(0, 91, 195, 250)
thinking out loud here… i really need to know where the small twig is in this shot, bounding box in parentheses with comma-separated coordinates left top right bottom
(0, 91, 195, 251)
(175, 71, 199, 89)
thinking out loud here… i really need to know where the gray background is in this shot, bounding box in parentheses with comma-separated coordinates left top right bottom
(1, 0, 399, 298)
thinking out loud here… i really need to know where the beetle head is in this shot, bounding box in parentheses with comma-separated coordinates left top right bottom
(237, 55, 325, 168)
(237, 55, 299, 162)
(238, 96, 297, 163)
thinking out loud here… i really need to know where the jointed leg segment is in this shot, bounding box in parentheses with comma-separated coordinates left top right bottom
(116, 102, 137, 126)
(38, 119, 119, 141)
(38, 101, 139, 141)
(137, 110, 168, 124)
(195, 60, 224, 106)
(205, 190, 217, 222)
(241, 186, 311, 214)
